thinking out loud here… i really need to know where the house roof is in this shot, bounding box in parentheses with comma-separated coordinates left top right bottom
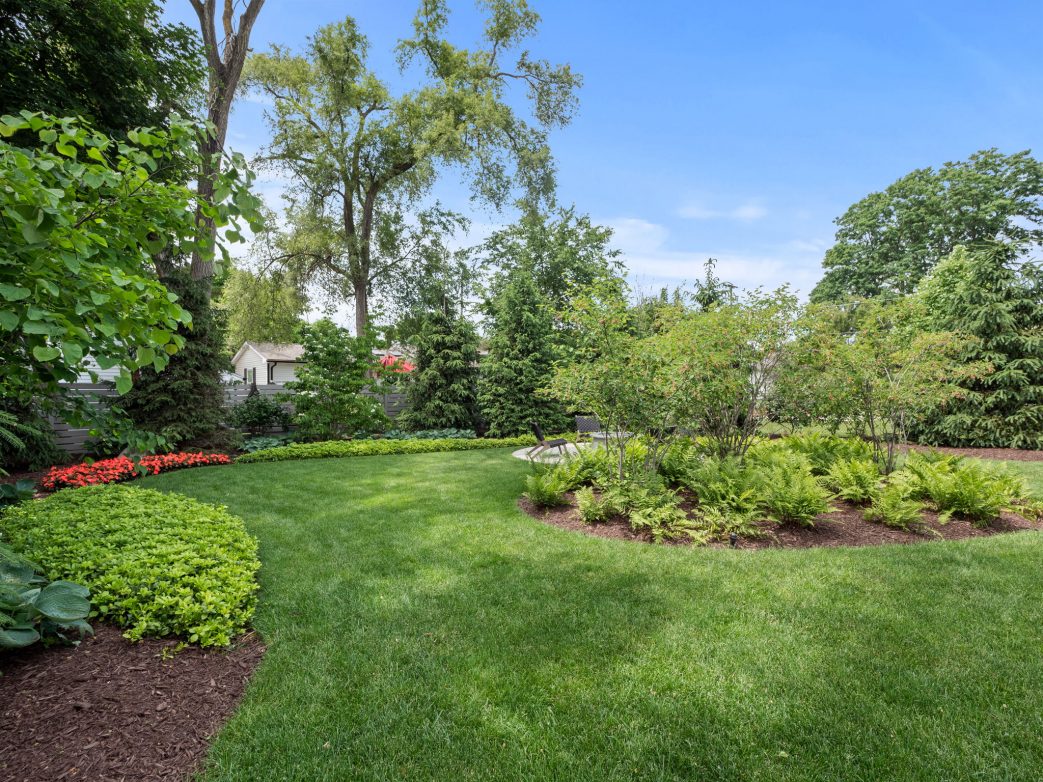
(232, 341, 305, 365)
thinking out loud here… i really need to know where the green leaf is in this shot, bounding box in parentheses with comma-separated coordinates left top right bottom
(32, 346, 61, 362)
(34, 582, 91, 622)
(0, 283, 30, 302)
(115, 373, 132, 395)
(0, 626, 41, 649)
(0, 310, 18, 330)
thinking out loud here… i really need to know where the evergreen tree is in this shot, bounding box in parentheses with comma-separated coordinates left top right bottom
(117, 270, 231, 448)
(911, 243, 1043, 449)
(478, 270, 569, 437)
(398, 311, 480, 432)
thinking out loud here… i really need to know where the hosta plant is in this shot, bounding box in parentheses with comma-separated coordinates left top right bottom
(0, 543, 91, 649)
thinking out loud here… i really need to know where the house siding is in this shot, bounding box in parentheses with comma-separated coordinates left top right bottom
(269, 362, 298, 385)
(233, 348, 267, 385)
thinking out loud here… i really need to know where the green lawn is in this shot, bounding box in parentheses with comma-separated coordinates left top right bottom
(144, 451, 1043, 782)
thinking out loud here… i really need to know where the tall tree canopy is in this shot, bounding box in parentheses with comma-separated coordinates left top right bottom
(244, 0, 581, 335)
(811, 149, 1043, 302)
(188, 0, 265, 281)
(0, 0, 204, 136)
(478, 207, 621, 314)
(218, 266, 308, 353)
(910, 243, 1043, 449)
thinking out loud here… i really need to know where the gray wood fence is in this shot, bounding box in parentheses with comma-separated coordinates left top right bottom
(51, 383, 407, 455)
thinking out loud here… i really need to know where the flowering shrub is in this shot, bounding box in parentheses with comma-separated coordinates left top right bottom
(40, 452, 231, 491)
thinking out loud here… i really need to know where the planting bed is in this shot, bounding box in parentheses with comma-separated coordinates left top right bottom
(0, 625, 263, 782)
(520, 494, 1043, 549)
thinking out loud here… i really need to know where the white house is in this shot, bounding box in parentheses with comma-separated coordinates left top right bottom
(231, 341, 417, 386)
(231, 342, 305, 386)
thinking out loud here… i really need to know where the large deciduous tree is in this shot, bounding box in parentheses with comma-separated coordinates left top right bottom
(218, 265, 308, 353)
(910, 243, 1043, 449)
(243, 1, 581, 335)
(811, 149, 1043, 301)
(0, 113, 257, 408)
(188, 0, 265, 281)
(0, 0, 205, 136)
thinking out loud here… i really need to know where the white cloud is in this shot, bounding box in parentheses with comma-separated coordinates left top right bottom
(677, 200, 768, 221)
(604, 216, 824, 297)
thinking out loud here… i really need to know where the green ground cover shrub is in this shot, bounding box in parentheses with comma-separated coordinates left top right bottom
(903, 452, 1023, 525)
(237, 434, 544, 463)
(380, 428, 477, 440)
(864, 482, 925, 530)
(782, 431, 875, 475)
(0, 486, 259, 646)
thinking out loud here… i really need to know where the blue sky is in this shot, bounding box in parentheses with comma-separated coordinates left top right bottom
(163, 0, 1043, 298)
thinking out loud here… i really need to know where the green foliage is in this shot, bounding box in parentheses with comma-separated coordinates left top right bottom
(775, 299, 974, 473)
(380, 428, 475, 440)
(824, 458, 881, 504)
(83, 404, 174, 457)
(285, 319, 388, 440)
(236, 434, 539, 463)
(523, 468, 570, 508)
(218, 265, 307, 354)
(911, 244, 1043, 449)
(574, 486, 619, 524)
(229, 392, 290, 433)
(0, 542, 91, 650)
(479, 207, 623, 318)
(758, 453, 832, 526)
(0, 480, 35, 506)
(478, 268, 569, 437)
(1, 485, 259, 646)
(398, 311, 480, 432)
(243, 4, 580, 334)
(782, 432, 876, 476)
(679, 454, 763, 520)
(0, 0, 204, 138)
(116, 271, 233, 449)
(812, 149, 1043, 300)
(240, 435, 293, 453)
(0, 112, 261, 409)
(0, 404, 62, 473)
(902, 453, 1021, 525)
(864, 483, 924, 530)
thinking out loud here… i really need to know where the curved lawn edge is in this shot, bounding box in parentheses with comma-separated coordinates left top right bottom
(236, 435, 544, 463)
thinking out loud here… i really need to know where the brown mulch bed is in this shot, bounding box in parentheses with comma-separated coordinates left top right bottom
(0, 625, 264, 782)
(902, 444, 1043, 462)
(520, 495, 1043, 550)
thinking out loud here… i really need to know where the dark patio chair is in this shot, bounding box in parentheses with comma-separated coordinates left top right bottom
(575, 415, 601, 441)
(528, 421, 569, 460)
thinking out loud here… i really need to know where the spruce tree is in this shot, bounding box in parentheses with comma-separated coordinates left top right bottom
(478, 270, 569, 437)
(398, 310, 480, 432)
(118, 271, 231, 448)
(912, 243, 1043, 449)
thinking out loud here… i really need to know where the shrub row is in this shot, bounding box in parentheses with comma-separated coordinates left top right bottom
(40, 452, 231, 491)
(1, 485, 259, 647)
(236, 434, 542, 463)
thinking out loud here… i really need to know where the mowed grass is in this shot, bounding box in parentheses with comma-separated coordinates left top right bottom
(144, 451, 1043, 782)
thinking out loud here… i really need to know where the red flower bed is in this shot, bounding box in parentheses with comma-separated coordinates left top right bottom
(40, 452, 231, 491)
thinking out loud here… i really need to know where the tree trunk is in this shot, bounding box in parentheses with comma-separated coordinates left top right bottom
(354, 281, 368, 337)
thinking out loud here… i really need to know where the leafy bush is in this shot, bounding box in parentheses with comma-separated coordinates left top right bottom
(0, 542, 91, 649)
(0, 479, 35, 506)
(575, 486, 605, 524)
(630, 501, 704, 544)
(695, 505, 765, 541)
(824, 458, 880, 504)
(524, 469, 570, 508)
(864, 483, 924, 530)
(241, 435, 293, 453)
(1, 486, 259, 646)
(380, 428, 476, 440)
(902, 452, 1021, 525)
(782, 432, 875, 476)
(237, 434, 542, 463)
(680, 454, 763, 519)
(40, 453, 231, 491)
(759, 453, 832, 526)
(229, 393, 290, 432)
